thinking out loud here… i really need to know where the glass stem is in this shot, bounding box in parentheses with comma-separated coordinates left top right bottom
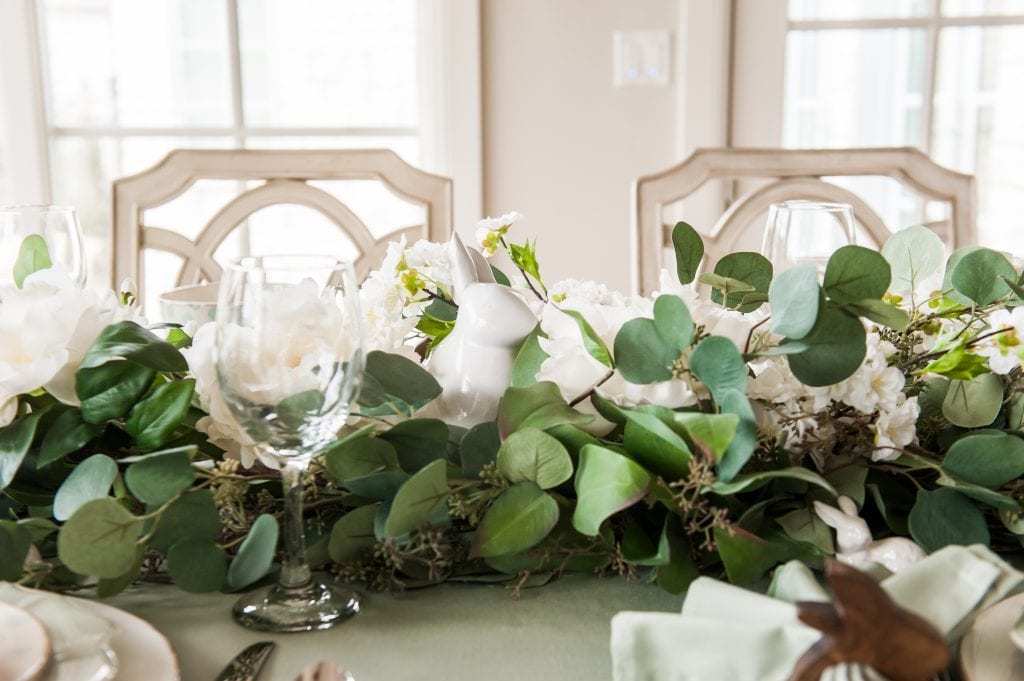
(279, 459, 312, 589)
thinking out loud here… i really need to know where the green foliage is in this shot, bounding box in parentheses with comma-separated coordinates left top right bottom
(572, 444, 651, 536)
(471, 482, 559, 558)
(0, 522, 31, 581)
(496, 382, 594, 438)
(328, 504, 378, 564)
(614, 295, 694, 384)
(561, 310, 613, 368)
(621, 410, 691, 480)
(13, 234, 53, 287)
(124, 446, 195, 506)
(950, 247, 1016, 306)
(52, 453, 118, 521)
(38, 409, 103, 466)
(380, 418, 450, 472)
(77, 361, 156, 424)
(941, 374, 1003, 428)
(81, 321, 187, 373)
(769, 266, 821, 339)
(709, 252, 773, 312)
(58, 498, 144, 578)
(509, 239, 545, 292)
(383, 458, 449, 538)
(672, 221, 704, 285)
(942, 431, 1024, 489)
(882, 225, 945, 292)
(359, 351, 442, 417)
(125, 379, 195, 451)
(226, 514, 279, 590)
(509, 325, 548, 387)
(823, 245, 891, 304)
(786, 306, 866, 387)
(167, 538, 227, 593)
(908, 488, 990, 552)
(0, 412, 43, 489)
(496, 428, 573, 489)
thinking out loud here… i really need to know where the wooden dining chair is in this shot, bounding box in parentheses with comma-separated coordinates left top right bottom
(631, 147, 976, 294)
(112, 148, 453, 300)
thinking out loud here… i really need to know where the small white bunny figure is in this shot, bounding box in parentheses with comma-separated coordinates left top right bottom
(813, 495, 926, 574)
(425, 233, 538, 428)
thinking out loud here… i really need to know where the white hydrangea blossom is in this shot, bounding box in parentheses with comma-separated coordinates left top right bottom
(974, 307, 1024, 375)
(475, 211, 523, 257)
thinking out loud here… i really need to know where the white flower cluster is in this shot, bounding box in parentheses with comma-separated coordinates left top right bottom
(0, 268, 146, 426)
(475, 211, 523, 257)
(974, 307, 1024, 375)
(358, 236, 454, 353)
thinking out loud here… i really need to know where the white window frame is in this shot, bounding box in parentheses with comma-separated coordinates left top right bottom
(0, 0, 482, 230)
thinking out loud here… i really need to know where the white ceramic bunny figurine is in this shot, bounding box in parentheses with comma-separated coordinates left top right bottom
(425, 233, 538, 428)
(813, 495, 926, 574)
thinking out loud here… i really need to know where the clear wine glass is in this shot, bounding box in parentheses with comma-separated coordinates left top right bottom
(761, 200, 856, 275)
(0, 205, 86, 287)
(214, 255, 364, 632)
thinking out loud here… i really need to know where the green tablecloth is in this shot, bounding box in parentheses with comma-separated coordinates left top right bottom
(109, 575, 682, 681)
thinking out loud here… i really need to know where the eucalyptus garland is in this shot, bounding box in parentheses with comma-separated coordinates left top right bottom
(2, 221, 1024, 597)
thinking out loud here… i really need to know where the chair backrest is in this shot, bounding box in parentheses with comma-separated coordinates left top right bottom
(632, 147, 976, 294)
(112, 148, 453, 299)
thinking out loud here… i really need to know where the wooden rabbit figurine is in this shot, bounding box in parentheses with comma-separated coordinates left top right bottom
(790, 559, 950, 681)
(426, 233, 538, 428)
(813, 496, 925, 574)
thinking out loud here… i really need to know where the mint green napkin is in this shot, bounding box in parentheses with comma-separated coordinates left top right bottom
(611, 545, 1024, 681)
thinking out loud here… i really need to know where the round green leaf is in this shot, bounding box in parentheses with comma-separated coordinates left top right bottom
(823, 245, 891, 304)
(226, 513, 279, 590)
(460, 421, 501, 478)
(613, 295, 694, 384)
(769, 266, 821, 338)
(0, 521, 30, 581)
(471, 482, 559, 558)
(13, 234, 52, 287)
(323, 435, 398, 483)
(942, 431, 1024, 489)
(950, 247, 1016, 306)
(167, 538, 227, 593)
(52, 453, 117, 521)
(941, 374, 1003, 428)
(711, 252, 773, 312)
(328, 504, 379, 564)
(148, 489, 221, 552)
(689, 335, 748, 396)
(124, 447, 195, 506)
(882, 225, 945, 293)
(908, 488, 989, 553)
(786, 306, 866, 387)
(496, 428, 573, 489)
(383, 458, 449, 538)
(572, 444, 651, 536)
(58, 498, 143, 578)
(380, 418, 450, 473)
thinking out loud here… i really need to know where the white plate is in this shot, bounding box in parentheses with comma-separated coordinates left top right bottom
(0, 600, 50, 681)
(73, 597, 181, 681)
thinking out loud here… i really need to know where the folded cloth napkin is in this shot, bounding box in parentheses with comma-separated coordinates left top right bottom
(611, 545, 1024, 681)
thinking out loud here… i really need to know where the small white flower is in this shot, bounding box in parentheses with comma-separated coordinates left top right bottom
(872, 396, 920, 461)
(975, 307, 1024, 375)
(475, 211, 523, 257)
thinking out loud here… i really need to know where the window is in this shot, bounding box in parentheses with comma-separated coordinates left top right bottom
(781, 0, 1024, 252)
(0, 0, 481, 292)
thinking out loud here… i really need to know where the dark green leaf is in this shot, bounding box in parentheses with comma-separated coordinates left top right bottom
(328, 504, 378, 564)
(0, 521, 30, 580)
(383, 458, 449, 538)
(711, 467, 837, 496)
(908, 488, 989, 552)
(167, 538, 227, 592)
(323, 435, 399, 483)
(342, 471, 409, 500)
(613, 295, 694, 384)
(786, 305, 866, 387)
(942, 431, 1024, 489)
(380, 418, 450, 473)
(0, 412, 43, 489)
(950, 247, 1016, 306)
(124, 379, 195, 451)
(621, 517, 669, 566)
(714, 526, 823, 584)
(38, 409, 103, 466)
(711, 252, 773, 312)
(77, 360, 156, 424)
(358, 351, 442, 416)
(124, 447, 195, 506)
(844, 298, 911, 331)
(80, 321, 187, 372)
(148, 489, 221, 553)
(657, 516, 699, 594)
(226, 514, 279, 590)
(672, 221, 704, 285)
(621, 410, 691, 480)
(460, 421, 501, 478)
(823, 245, 891, 304)
(496, 428, 573, 489)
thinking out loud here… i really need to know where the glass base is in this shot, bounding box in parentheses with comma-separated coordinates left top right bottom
(232, 577, 360, 632)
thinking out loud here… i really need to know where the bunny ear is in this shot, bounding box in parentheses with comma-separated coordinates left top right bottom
(813, 501, 844, 528)
(450, 233, 480, 301)
(467, 245, 496, 285)
(837, 496, 859, 516)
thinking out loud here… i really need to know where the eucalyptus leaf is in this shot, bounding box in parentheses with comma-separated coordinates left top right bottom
(496, 381, 594, 438)
(496, 428, 573, 489)
(787, 306, 867, 387)
(323, 435, 399, 483)
(672, 221, 704, 285)
(471, 482, 559, 558)
(950, 247, 1016, 306)
(777, 506, 835, 554)
(823, 245, 891, 304)
(53, 453, 117, 521)
(95, 547, 144, 598)
(561, 310, 614, 367)
(657, 517, 699, 594)
(226, 514, 279, 590)
(769, 266, 821, 338)
(383, 458, 449, 538)
(358, 351, 442, 416)
(124, 446, 195, 506)
(711, 252, 773, 312)
(460, 421, 501, 478)
(941, 431, 1024, 489)
(843, 298, 911, 331)
(58, 498, 144, 578)
(941, 374, 1003, 428)
(613, 295, 694, 384)
(621, 410, 691, 480)
(711, 467, 837, 496)
(328, 504, 379, 564)
(148, 489, 221, 553)
(13, 234, 53, 287)
(0, 521, 30, 581)
(908, 488, 989, 553)
(669, 412, 739, 461)
(381, 418, 450, 473)
(572, 444, 651, 536)
(882, 225, 945, 293)
(714, 526, 823, 584)
(167, 538, 227, 593)
(510, 325, 548, 388)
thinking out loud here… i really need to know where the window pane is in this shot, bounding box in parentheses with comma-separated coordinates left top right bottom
(789, 0, 929, 20)
(41, 0, 233, 127)
(942, 0, 1024, 15)
(238, 0, 418, 128)
(783, 29, 927, 148)
(933, 25, 1024, 254)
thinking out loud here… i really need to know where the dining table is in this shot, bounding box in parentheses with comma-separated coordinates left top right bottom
(107, 574, 682, 681)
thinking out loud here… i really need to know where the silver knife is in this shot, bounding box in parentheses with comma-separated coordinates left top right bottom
(215, 641, 276, 681)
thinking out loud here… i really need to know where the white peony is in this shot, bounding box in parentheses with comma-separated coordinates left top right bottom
(0, 267, 146, 405)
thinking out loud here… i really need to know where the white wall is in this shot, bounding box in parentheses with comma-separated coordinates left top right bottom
(481, 0, 680, 293)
